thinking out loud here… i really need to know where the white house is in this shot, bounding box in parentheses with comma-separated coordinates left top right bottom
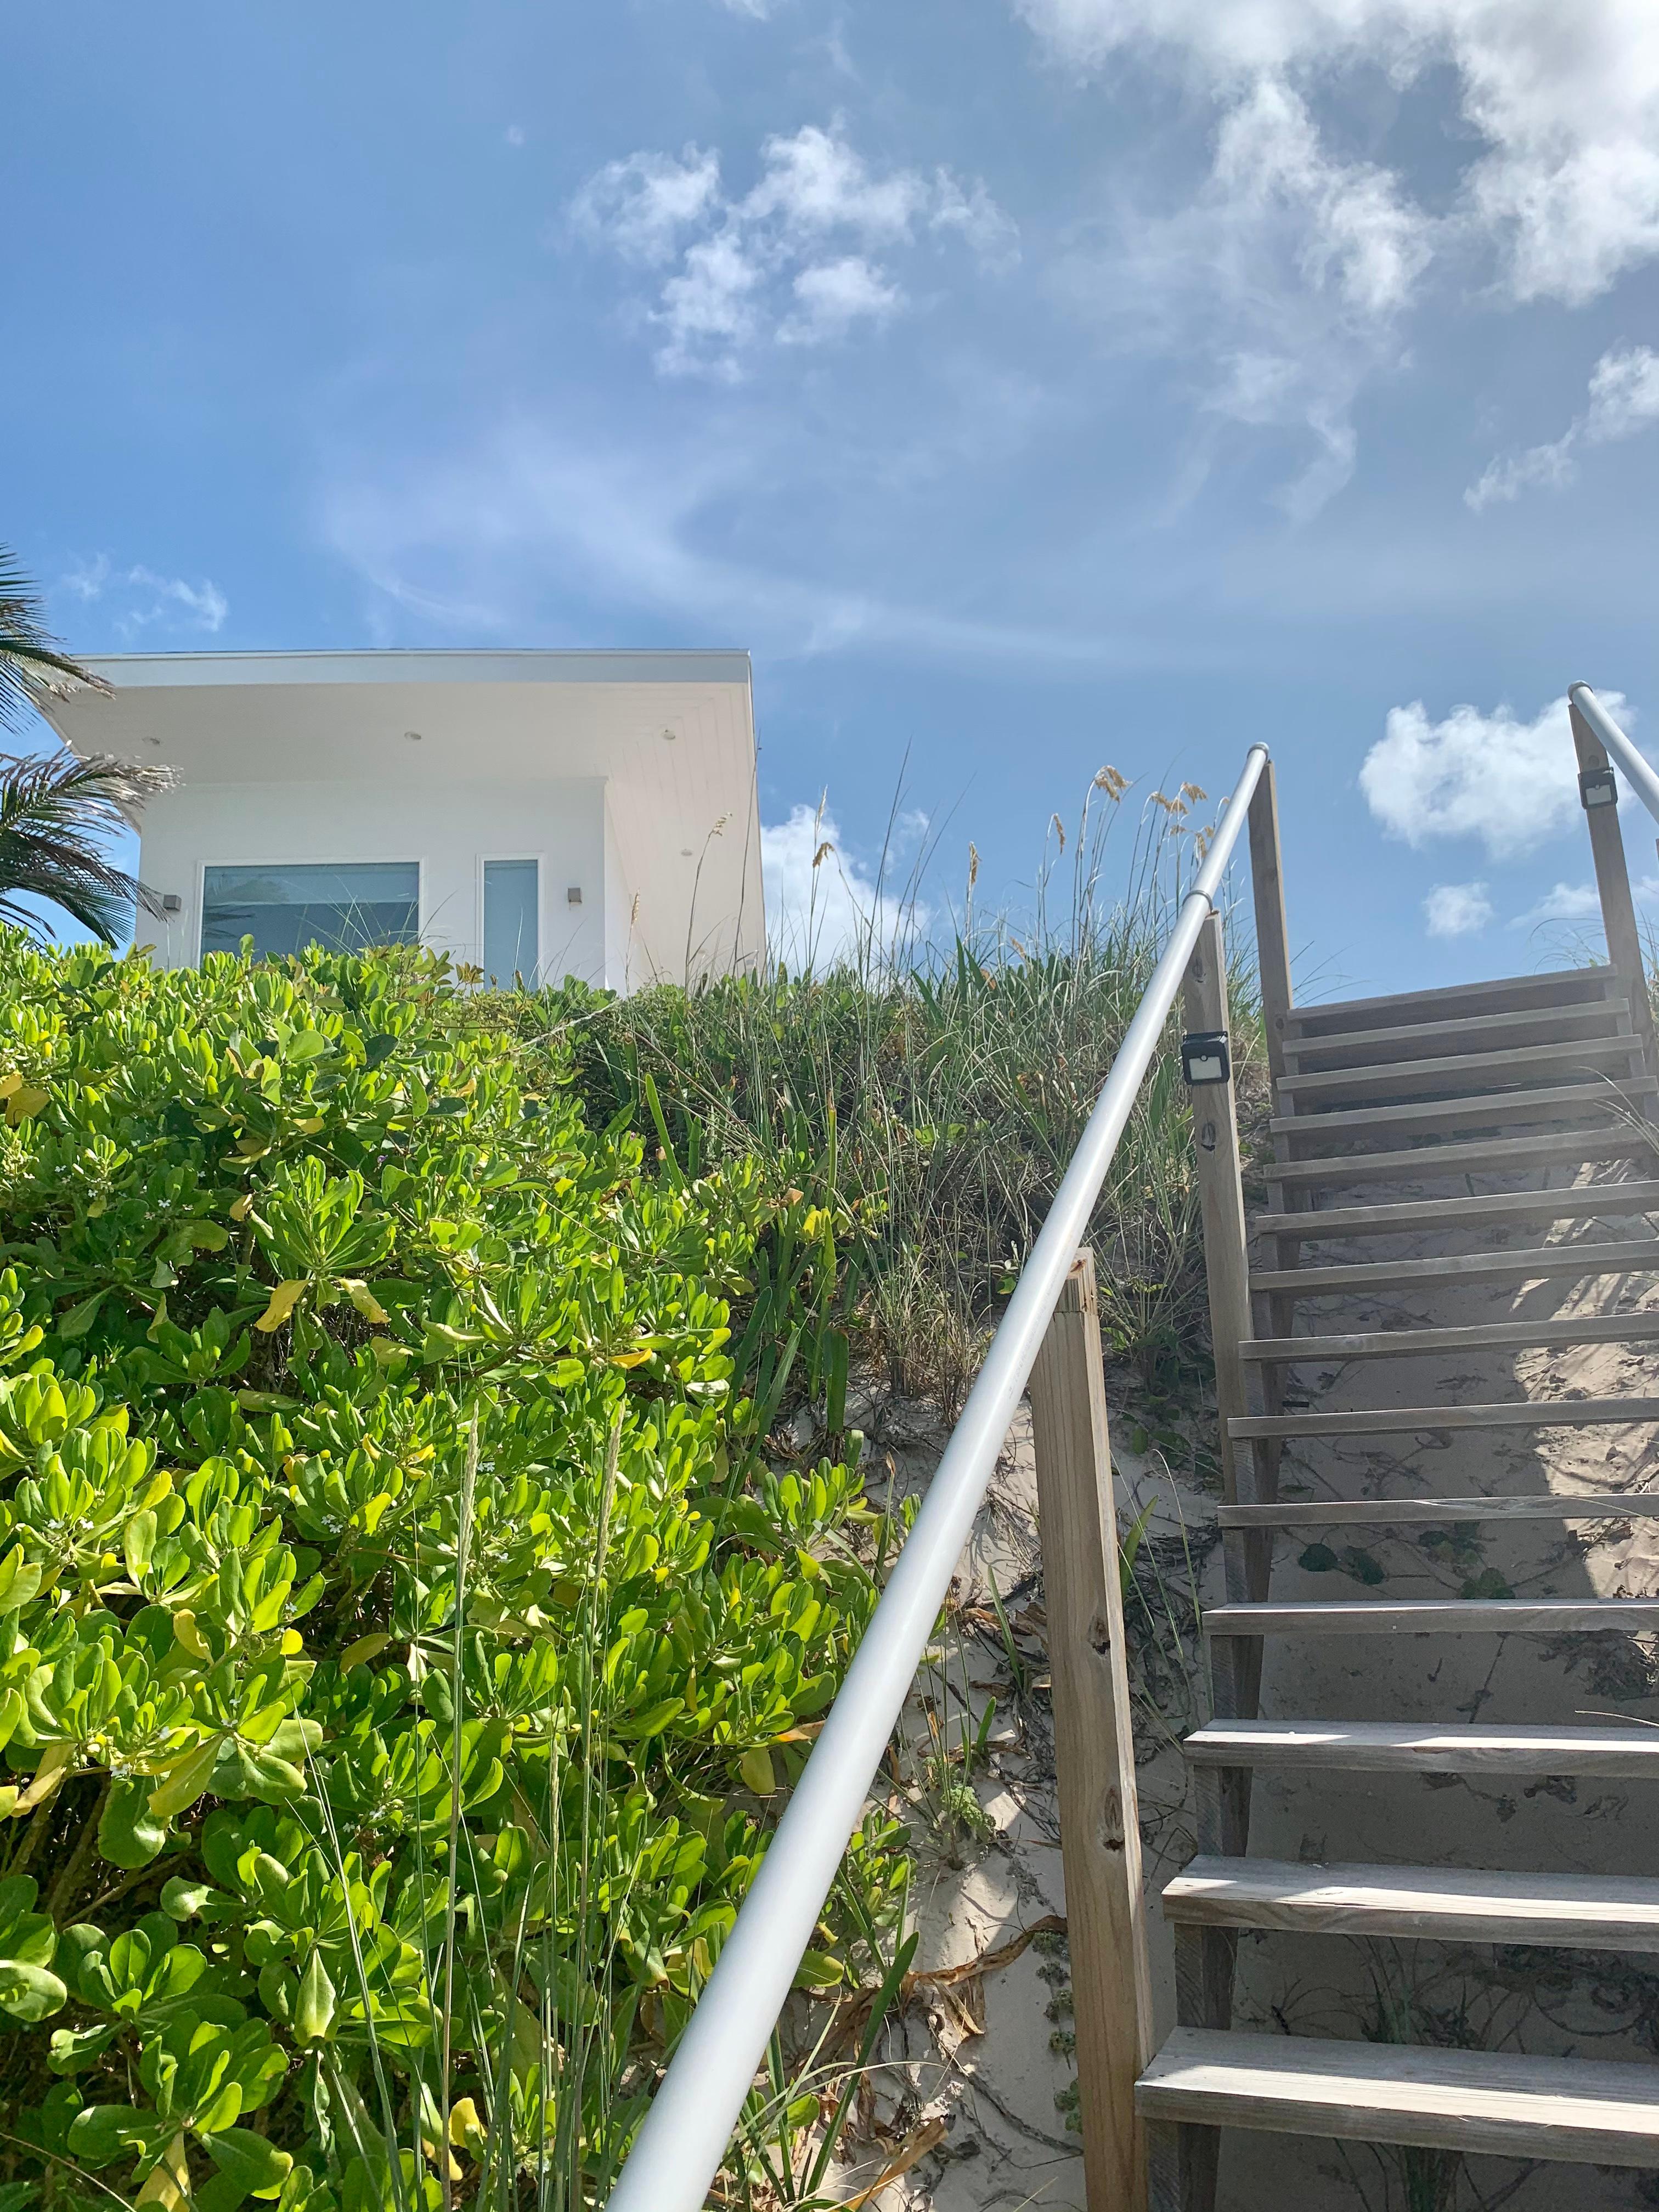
(40, 649, 766, 991)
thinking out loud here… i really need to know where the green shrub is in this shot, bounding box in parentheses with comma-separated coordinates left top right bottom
(0, 937, 901, 2212)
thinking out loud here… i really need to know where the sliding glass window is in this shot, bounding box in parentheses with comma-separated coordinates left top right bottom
(201, 863, 420, 959)
(483, 860, 539, 986)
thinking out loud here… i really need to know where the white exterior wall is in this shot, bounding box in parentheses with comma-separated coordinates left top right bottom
(134, 775, 609, 985)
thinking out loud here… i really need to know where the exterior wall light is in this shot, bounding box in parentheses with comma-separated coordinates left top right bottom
(161, 894, 183, 914)
(1181, 1030, 1231, 1086)
(1580, 765, 1618, 809)
(567, 886, 583, 905)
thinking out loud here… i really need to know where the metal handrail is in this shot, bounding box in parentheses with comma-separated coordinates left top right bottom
(606, 741, 1272, 2212)
(1570, 684, 1659, 826)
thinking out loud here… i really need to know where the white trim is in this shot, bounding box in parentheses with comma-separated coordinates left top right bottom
(77, 648, 753, 690)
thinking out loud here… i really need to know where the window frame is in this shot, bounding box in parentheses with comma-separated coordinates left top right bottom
(195, 856, 426, 963)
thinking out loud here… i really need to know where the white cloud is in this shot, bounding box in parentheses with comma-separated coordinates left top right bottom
(571, 119, 1017, 376)
(61, 556, 228, 637)
(1510, 881, 1602, 927)
(1464, 434, 1579, 511)
(505, 124, 526, 149)
(780, 256, 903, 344)
(762, 798, 931, 967)
(1359, 693, 1602, 858)
(1585, 343, 1659, 442)
(719, 0, 772, 13)
(1424, 881, 1493, 936)
(1015, 1, 1659, 307)
(571, 146, 723, 267)
(1063, 74, 1431, 516)
(1467, 343, 1659, 509)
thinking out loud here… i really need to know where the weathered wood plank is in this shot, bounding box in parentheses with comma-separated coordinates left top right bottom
(1251, 1235, 1659, 1296)
(1277, 1035, 1642, 1103)
(1572, 697, 1659, 1078)
(1229, 1395, 1659, 1439)
(1183, 1718, 1659, 1775)
(1205, 1598, 1659, 1637)
(1281, 1000, 1628, 1069)
(1240, 1311, 1659, 1362)
(1218, 1490, 1659, 1528)
(1183, 912, 1254, 1510)
(1271, 1077, 1656, 1141)
(1163, 1856, 1659, 1951)
(1247, 755, 1294, 1087)
(1136, 2029, 1659, 2165)
(1254, 1181, 1659, 1242)
(1028, 1250, 1152, 2212)
(1282, 966, 1616, 1034)
(1263, 1129, 1658, 1186)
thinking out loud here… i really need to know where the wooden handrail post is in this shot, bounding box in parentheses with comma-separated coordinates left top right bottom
(1571, 698, 1659, 1075)
(1028, 1249, 1153, 2212)
(1246, 755, 1294, 1085)
(1181, 909, 1254, 1510)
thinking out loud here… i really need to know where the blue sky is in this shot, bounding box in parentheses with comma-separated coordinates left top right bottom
(6, 1, 1659, 997)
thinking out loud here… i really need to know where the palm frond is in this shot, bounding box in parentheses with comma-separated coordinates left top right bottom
(0, 546, 111, 730)
(0, 748, 178, 945)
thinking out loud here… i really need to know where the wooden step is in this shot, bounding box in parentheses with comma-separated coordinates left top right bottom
(1255, 1181, 1659, 1242)
(1271, 1078, 1657, 1143)
(1163, 1855, 1659, 1951)
(1184, 1718, 1659, 1776)
(1282, 1000, 1629, 1071)
(1137, 2027, 1659, 2166)
(1241, 1311, 1659, 1363)
(1263, 1129, 1659, 1188)
(1219, 1490, 1659, 1528)
(1277, 1036, 1643, 1107)
(1283, 967, 1618, 1037)
(1205, 1598, 1659, 1637)
(1230, 1395, 1659, 1440)
(1251, 1235, 1659, 1298)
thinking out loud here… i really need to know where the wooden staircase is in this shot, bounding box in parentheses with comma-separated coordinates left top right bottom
(1139, 922, 1659, 2200)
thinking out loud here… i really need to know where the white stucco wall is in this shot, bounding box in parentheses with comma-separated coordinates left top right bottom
(133, 775, 610, 985)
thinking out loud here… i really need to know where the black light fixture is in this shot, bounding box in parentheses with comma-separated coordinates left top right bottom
(1181, 1030, 1231, 1086)
(1580, 764, 1618, 810)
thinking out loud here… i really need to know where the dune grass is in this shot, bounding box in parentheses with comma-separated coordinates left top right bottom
(549, 774, 1268, 1422)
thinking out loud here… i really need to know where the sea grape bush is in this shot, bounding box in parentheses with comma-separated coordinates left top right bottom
(0, 936, 902, 2212)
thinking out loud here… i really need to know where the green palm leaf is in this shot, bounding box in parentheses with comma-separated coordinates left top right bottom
(0, 544, 110, 730)
(0, 543, 176, 945)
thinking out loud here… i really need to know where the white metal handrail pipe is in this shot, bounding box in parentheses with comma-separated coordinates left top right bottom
(1571, 683, 1659, 828)
(605, 741, 1272, 2212)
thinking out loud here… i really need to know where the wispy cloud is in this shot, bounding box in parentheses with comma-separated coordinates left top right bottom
(569, 119, 1017, 377)
(1057, 75, 1432, 517)
(1467, 345, 1659, 510)
(323, 416, 1134, 668)
(60, 556, 228, 638)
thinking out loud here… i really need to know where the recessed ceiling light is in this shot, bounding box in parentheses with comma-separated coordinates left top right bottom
(680, 848, 694, 857)
(404, 729, 424, 742)
(662, 726, 678, 741)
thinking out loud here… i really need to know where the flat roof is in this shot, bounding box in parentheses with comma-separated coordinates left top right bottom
(76, 648, 753, 689)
